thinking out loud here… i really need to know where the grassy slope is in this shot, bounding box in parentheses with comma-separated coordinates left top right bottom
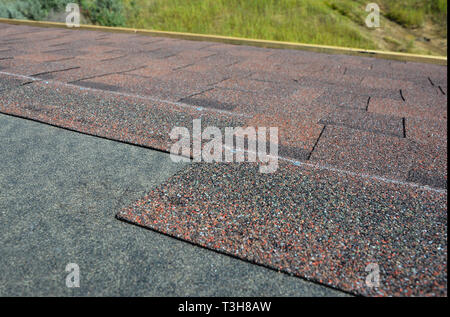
(0, 0, 446, 55)
(122, 0, 447, 56)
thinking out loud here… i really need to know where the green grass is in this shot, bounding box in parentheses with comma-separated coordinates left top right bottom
(382, 0, 447, 28)
(1, 0, 447, 55)
(121, 0, 447, 53)
(122, 0, 378, 49)
(0, 0, 126, 26)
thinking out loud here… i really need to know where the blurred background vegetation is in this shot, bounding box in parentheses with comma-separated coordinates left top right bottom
(0, 0, 447, 56)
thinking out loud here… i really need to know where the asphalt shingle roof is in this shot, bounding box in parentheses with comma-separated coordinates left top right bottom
(0, 22, 447, 296)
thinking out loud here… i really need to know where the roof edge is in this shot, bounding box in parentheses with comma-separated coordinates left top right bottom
(0, 18, 447, 66)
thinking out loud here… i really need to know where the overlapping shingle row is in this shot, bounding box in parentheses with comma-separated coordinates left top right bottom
(0, 22, 447, 296)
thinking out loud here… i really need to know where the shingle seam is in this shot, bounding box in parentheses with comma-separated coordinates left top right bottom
(402, 118, 406, 138)
(30, 66, 80, 78)
(66, 65, 147, 83)
(46, 57, 76, 63)
(317, 120, 404, 138)
(100, 54, 129, 62)
(48, 42, 71, 48)
(307, 125, 326, 161)
(178, 87, 215, 100)
(399, 89, 406, 101)
(173, 63, 195, 71)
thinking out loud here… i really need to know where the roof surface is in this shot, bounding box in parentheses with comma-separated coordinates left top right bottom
(0, 22, 447, 296)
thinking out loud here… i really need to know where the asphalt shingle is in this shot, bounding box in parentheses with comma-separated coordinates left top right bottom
(0, 22, 447, 297)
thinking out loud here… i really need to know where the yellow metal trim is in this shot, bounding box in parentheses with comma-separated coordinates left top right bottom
(0, 18, 446, 65)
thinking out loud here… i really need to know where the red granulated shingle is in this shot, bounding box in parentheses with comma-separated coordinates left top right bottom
(0, 22, 447, 297)
(117, 161, 447, 297)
